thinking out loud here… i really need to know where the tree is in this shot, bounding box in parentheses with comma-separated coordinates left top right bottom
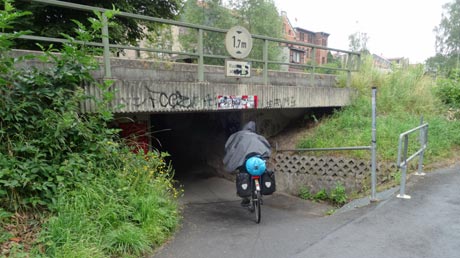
(433, 0, 460, 74)
(179, 0, 283, 67)
(11, 0, 183, 49)
(348, 31, 369, 54)
(233, 0, 283, 68)
(179, 0, 236, 65)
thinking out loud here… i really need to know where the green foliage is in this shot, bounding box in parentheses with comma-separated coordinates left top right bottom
(435, 70, 460, 108)
(0, 8, 117, 210)
(329, 183, 348, 205)
(298, 57, 460, 164)
(313, 189, 328, 202)
(180, 0, 283, 67)
(0, 4, 180, 257)
(11, 0, 183, 49)
(348, 31, 369, 53)
(236, 0, 283, 68)
(299, 184, 348, 206)
(298, 186, 312, 200)
(390, 171, 401, 185)
(434, 1, 460, 57)
(41, 151, 180, 257)
(179, 0, 237, 65)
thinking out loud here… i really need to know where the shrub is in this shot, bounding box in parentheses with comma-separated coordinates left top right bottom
(435, 76, 460, 108)
(0, 3, 180, 257)
(329, 183, 348, 205)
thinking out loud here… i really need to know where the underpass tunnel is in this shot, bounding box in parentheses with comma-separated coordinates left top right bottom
(149, 112, 242, 180)
(113, 108, 337, 183)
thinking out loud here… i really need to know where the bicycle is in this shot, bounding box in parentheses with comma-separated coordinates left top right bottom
(247, 173, 263, 223)
(243, 156, 268, 224)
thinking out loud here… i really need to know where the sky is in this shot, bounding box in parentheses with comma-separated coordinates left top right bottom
(273, 0, 452, 63)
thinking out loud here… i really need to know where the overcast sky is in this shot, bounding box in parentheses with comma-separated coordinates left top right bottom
(273, 0, 451, 63)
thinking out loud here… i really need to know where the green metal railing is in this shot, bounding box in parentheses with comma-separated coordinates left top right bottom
(17, 0, 361, 85)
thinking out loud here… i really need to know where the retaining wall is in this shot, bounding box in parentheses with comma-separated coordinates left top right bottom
(273, 153, 397, 195)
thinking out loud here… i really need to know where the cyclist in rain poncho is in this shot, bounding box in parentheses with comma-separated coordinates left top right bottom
(223, 121, 271, 206)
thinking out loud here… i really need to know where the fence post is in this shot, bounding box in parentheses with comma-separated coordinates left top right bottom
(415, 117, 426, 176)
(397, 135, 411, 199)
(310, 47, 316, 86)
(346, 53, 352, 88)
(370, 87, 377, 201)
(263, 39, 268, 86)
(197, 29, 204, 82)
(101, 13, 111, 79)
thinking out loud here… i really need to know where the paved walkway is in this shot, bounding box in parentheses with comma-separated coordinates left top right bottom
(154, 163, 460, 258)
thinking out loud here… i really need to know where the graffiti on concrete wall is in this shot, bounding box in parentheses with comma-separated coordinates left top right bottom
(110, 81, 296, 111)
(144, 86, 216, 109)
(263, 96, 296, 108)
(217, 95, 258, 109)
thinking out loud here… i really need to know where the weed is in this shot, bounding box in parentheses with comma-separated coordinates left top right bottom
(313, 189, 329, 202)
(298, 186, 312, 200)
(326, 209, 336, 216)
(330, 183, 348, 205)
(390, 171, 402, 185)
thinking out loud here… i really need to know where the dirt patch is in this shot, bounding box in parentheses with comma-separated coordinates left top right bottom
(1, 212, 44, 256)
(269, 122, 316, 151)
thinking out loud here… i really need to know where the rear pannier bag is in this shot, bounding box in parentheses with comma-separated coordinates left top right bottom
(261, 170, 276, 195)
(236, 172, 251, 197)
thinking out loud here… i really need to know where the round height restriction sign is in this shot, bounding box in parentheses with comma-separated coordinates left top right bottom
(225, 26, 253, 59)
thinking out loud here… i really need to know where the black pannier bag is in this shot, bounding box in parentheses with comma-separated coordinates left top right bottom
(261, 170, 276, 195)
(236, 172, 251, 197)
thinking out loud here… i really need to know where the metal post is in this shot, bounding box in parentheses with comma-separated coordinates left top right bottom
(415, 116, 426, 176)
(101, 13, 111, 79)
(198, 29, 204, 82)
(263, 39, 268, 86)
(397, 135, 411, 199)
(346, 53, 352, 87)
(370, 87, 377, 201)
(310, 47, 316, 86)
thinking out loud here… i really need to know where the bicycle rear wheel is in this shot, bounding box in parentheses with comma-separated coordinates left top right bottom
(254, 191, 261, 223)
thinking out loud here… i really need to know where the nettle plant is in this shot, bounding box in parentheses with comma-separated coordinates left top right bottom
(0, 2, 119, 210)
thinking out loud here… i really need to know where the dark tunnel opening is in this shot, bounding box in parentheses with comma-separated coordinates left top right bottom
(150, 111, 242, 180)
(148, 108, 338, 181)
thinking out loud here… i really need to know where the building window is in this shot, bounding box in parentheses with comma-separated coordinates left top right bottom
(291, 51, 301, 63)
(299, 32, 304, 41)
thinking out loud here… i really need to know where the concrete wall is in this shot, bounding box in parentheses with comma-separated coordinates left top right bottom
(81, 80, 354, 113)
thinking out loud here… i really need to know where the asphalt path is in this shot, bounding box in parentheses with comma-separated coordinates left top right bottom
(153, 163, 460, 258)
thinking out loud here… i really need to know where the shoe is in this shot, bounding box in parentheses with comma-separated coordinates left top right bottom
(240, 197, 250, 207)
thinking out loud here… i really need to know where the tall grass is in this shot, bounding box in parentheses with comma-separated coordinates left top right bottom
(299, 56, 460, 164)
(38, 151, 181, 258)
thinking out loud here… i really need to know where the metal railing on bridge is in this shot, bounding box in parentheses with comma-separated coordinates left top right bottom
(12, 0, 361, 86)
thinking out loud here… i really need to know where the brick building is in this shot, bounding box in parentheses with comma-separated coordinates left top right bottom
(281, 11, 330, 72)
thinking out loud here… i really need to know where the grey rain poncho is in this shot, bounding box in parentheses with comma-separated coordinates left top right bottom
(223, 121, 271, 172)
